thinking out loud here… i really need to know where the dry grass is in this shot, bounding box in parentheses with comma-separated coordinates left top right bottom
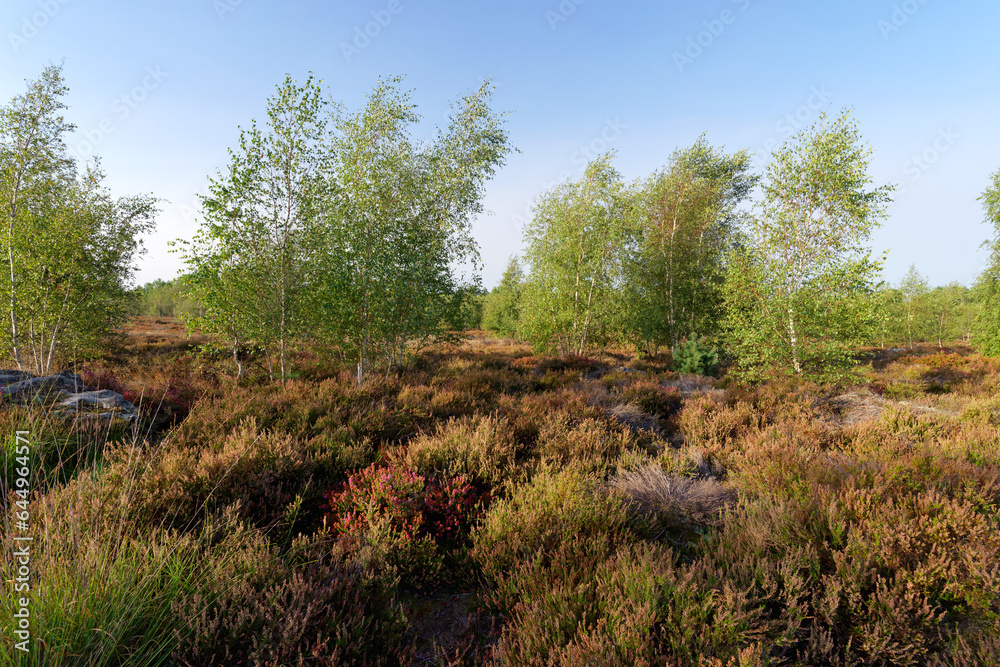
(3, 327, 1000, 665)
(611, 463, 735, 527)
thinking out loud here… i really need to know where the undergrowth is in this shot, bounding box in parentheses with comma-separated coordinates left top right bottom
(1, 330, 998, 665)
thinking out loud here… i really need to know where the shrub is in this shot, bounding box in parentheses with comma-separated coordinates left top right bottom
(170, 518, 410, 666)
(534, 415, 636, 476)
(79, 363, 128, 395)
(116, 419, 368, 536)
(402, 415, 520, 486)
(322, 462, 488, 591)
(472, 468, 634, 610)
(672, 337, 720, 377)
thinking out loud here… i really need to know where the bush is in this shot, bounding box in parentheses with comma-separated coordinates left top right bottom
(472, 469, 634, 609)
(322, 461, 488, 591)
(170, 524, 410, 666)
(402, 415, 520, 487)
(672, 337, 720, 376)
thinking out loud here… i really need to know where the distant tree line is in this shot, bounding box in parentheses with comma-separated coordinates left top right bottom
(131, 277, 202, 318)
(8, 63, 1000, 384)
(479, 112, 1000, 380)
(483, 110, 896, 381)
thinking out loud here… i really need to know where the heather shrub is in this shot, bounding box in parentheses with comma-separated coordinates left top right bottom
(615, 379, 683, 420)
(504, 388, 605, 448)
(676, 394, 761, 468)
(168, 376, 413, 451)
(533, 353, 603, 376)
(120, 419, 369, 534)
(171, 519, 409, 666)
(402, 414, 520, 486)
(472, 468, 634, 610)
(322, 461, 487, 591)
(124, 376, 202, 425)
(80, 363, 128, 395)
(533, 415, 637, 476)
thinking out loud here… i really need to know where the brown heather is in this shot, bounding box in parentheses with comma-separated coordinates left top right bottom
(2, 329, 999, 665)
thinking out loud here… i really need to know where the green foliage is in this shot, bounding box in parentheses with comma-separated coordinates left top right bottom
(179, 74, 327, 383)
(481, 255, 524, 338)
(722, 109, 893, 382)
(310, 76, 512, 377)
(0, 64, 157, 373)
(672, 336, 720, 376)
(179, 75, 512, 383)
(134, 277, 201, 318)
(975, 168, 1000, 356)
(899, 263, 931, 349)
(623, 137, 756, 355)
(520, 154, 633, 354)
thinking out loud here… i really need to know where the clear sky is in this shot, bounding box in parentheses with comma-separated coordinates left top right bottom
(2, 0, 998, 289)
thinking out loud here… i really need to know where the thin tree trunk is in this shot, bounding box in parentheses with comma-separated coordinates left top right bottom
(232, 338, 243, 380)
(579, 276, 596, 354)
(788, 307, 802, 375)
(43, 288, 71, 375)
(7, 234, 24, 369)
(668, 210, 679, 348)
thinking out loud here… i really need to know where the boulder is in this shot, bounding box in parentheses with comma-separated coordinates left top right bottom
(1, 369, 137, 421)
(0, 370, 88, 402)
(56, 389, 136, 412)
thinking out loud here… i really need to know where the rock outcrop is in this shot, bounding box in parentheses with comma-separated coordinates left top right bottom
(1, 369, 137, 421)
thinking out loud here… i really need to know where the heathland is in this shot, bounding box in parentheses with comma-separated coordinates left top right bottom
(1, 318, 998, 665)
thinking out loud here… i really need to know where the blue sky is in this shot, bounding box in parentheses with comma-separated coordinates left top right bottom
(2, 0, 998, 289)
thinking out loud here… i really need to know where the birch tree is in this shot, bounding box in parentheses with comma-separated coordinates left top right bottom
(974, 168, 1000, 355)
(482, 256, 525, 338)
(311, 77, 512, 381)
(520, 154, 633, 354)
(624, 138, 755, 355)
(723, 109, 893, 381)
(899, 264, 930, 349)
(181, 74, 328, 382)
(1, 64, 156, 373)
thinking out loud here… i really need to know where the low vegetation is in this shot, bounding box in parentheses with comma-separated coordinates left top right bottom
(2, 321, 998, 665)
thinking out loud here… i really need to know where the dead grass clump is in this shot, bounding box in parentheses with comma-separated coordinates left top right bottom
(607, 402, 661, 435)
(611, 463, 735, 529)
